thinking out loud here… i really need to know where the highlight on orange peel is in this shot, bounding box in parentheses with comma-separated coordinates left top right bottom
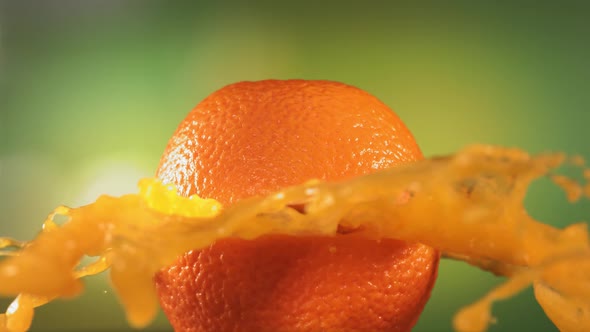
(0, 80, 588, 332)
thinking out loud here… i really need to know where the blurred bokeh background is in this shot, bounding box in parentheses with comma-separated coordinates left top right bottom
(0, 1, 588, 331)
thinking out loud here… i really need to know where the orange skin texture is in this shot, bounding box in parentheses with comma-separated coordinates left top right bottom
(154, 80, 439, 332)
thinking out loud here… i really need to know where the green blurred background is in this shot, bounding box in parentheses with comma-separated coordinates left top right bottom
(0, 1, 588, 331)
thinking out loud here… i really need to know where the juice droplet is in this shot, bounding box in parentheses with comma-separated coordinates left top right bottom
(551, 175, 583, 203)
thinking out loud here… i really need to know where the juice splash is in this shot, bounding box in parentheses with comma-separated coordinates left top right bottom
(0, 144, 589, 332)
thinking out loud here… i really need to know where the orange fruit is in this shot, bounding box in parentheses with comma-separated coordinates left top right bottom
(154, 80, 439, 332)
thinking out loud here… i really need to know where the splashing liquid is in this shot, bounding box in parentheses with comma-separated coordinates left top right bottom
(0, 145, 588, 332)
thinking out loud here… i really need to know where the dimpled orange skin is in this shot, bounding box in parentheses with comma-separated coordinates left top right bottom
(154, 80, 439, 332)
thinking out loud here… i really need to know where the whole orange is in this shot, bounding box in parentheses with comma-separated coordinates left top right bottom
(154, 80, 439, 332)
